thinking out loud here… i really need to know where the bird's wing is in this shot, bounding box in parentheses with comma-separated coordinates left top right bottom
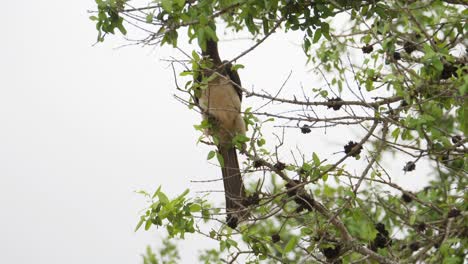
(223, 61, 242, 102)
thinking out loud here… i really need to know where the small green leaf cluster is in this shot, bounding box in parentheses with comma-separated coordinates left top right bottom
(90, 0, 127, 42)
(135, 187, 206, 239)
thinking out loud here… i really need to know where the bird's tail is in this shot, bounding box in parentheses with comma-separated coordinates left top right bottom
(219, 146, 246, 228)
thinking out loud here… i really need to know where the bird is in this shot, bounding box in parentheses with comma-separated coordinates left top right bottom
(194, 38, 247, 228)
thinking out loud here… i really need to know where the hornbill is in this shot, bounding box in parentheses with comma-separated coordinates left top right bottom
(194, 39, 246, 228)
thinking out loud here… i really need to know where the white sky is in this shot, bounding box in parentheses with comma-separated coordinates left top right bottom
(0, 1, 426, 263)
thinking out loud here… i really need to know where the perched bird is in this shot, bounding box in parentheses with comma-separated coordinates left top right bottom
(194, 38, 246, 228)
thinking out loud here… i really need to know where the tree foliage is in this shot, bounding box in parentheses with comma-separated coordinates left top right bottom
(92, 0, 467, 263)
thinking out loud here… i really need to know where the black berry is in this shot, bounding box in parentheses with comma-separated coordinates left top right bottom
(403, 161, 416, 172)
(404, 41, 416, 54)
(301, 125, 311, 134)
(409, 242, 420, 251)
(375, 223, 387, 234)
(322, 245, 341, 259)
(362, 45, 373, 54)
(448, 208, 461, 218)
(226, 215, 238, 229)
(440, 64, 458, 80)
(253, 159, 263, 168)
(402, 193, 413, 203)
(451, 135, 462, 144)
(416, 223, 426, 232)
(344, 141, 363, 157)
(274, 162, 286, 171)
(244, 193, 260, 206)
(285, 180, 301, 197)
(373, 233, 389, 249)
(271, 234, 281, 243)
(327, 97, 344, 111)
(393, 52, 401, 60)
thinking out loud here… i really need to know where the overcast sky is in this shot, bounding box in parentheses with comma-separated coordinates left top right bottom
(0, 1, 427, 264)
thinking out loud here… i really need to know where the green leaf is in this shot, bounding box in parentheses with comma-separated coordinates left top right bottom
(135, 190, 150, 197)
(204, 26, 218, 42)
(283, 236, 298, 253)
(391, 127, 400, 142)
(226, 238, 238, 248)
(232, 134, 250, 144)
(197, 28, 206, 51)
(179, 71, 193, 76)
(312, 152, 320, 166)
(319, 90, 328, 98)
(209, 230, 216, 238)
(409, 214, 416, 225)
(189, 203, 201, 212)
(175, 0, 185, 8)
(321, 23, 331, 40)
(191, 50, 200, 61)
(207, 150, 216, 160)
(216, 152, 225, 167)
(144, 219, 152, 231)
(135, 216, 145, 232)
(257, 138, 266, 147)
(231, 64, 245, 71)
(176, 189, 190, 200)
(117, 23, 127, 35)
(161, 0, 172, 12)
(152, 185, 162, 199)
(322, 173, 328, 182)
(146, 13, 154, 23)
(313, 29, 322, 43)
(158, 192, 169, 204)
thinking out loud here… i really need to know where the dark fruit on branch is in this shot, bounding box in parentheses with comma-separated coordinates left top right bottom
(403, 161, 416, 172)
(344, 141, 362, 157)
(372, 223, 391, 249)
(226, 215, 238, 229)
(448, 208, 461, 218)
(404, 41, 416, 54)
(362, 45, 373, 54)
(440, 64, 458, 80)
(285, 180, 302, 197)
(244, 193, 260, 206)
(409, 242, 420, 251)
(375, 223, 389, 236)
(253, 159, 263, 168)
(393, 52, 401, 60)
(285, 180, 314, 211)
(327, 97, 343, 110)
(271, 234, 281, 243)
(451, 135, 462, 144)
(294, 195, 314, 211)
(416, 223, 426, 232)
(373, 233, 389, 249)
(274, 161, 286, 171)
(301, 124, 311, 134)
(401, 193, 413, 203)
(322, 245, 341, 259)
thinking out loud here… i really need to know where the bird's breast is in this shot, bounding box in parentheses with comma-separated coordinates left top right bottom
(199, 76, 245, 142)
